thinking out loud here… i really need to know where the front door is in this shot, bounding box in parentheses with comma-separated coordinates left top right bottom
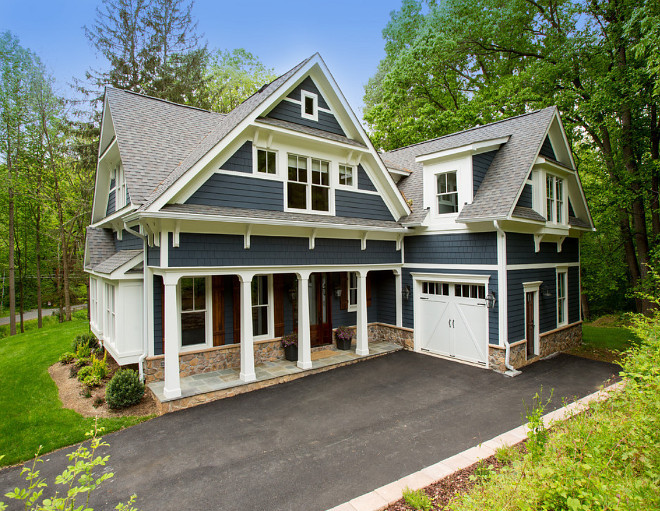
(526, 291, 536, 357)
(309, 273, 332, 346)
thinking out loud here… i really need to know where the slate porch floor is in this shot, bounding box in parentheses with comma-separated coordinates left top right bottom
(148, 341, 402, 402)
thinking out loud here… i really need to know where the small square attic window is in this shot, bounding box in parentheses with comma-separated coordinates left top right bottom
(301, 90, 318, 121)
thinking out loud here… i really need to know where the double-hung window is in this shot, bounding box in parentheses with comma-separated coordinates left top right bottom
(105, 283, 116, 341)
(257, 148, 276, 175)
(557, 271, 567, 326)
(339, 164, 354, 187)
(436, 171, 458, 214)
(110, 164, 127, 209)
(251, 275, 270, 338)
(348, 272, 358, 311)
(181, 277, 206, 347)
(90, 278, 97, 327)
(546, 175, 564, 223)
(287, 153, 330, 212)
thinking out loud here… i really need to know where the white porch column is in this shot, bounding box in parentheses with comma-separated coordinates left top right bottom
(239, 273, 256, 382)
(297, 271, 312, 370)
(356, 270, 369, 356)
(162, 274, 181, 399)
(394, 269, 403, 328)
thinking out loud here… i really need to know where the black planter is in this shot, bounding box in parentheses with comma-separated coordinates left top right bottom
(336, 337, 353, 350)
(284, 344, 298, 361)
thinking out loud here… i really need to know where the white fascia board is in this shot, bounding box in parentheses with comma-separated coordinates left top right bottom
(386, 167, 412, 177)
(534, 157, 575, 175)
(90, 204, 139, 229)
(551, 110, 577, 169)
(309, 58, 411, 219)
(415, 136, 510, 164)
(131, 210, 407, 233)
(91, 96, 114, 224)
(86, 252, 144, 280)
(251, 120, 372, 154)
(151, 263, 403, 277)
(409, 272, 491, 284)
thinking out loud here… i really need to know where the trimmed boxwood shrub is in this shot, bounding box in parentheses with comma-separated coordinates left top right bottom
(105, 369, 145, 409)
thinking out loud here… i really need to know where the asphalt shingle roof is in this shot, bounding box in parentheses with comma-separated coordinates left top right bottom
(386, 107, 557, 223)
(106, 88, 224, 205)
(254, 117, 366, 148)
(85, 227, 116, 270)
(93, 250, 142, 275)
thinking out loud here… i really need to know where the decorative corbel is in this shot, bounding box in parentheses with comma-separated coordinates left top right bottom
(557, 236, 566, 252)
(266, 132, 273, 149)
(309, 228, 317, 250)
(253, 129, 260, 147)
(361, 231, 368, 251)
(244, 224, 252, 249)
(396, 233, 404, 251)
(173, 221, 181, 248)
(534, 234, 544, 253)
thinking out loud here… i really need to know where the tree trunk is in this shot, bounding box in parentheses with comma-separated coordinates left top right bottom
(650, 103, 660, 238)
(36, 181, 42, 328)
(7, 128, 16, 336)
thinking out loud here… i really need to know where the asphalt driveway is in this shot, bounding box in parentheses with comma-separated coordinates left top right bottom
(0, 351, 619, 511)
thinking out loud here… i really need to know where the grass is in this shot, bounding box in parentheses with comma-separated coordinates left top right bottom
(0, 317, 153, 467)
(582, 324, 639, 351)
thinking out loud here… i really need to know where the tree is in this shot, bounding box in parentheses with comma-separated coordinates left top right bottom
(365, 0, 659, 313)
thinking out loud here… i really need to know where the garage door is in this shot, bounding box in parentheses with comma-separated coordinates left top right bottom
(418, 281, 488, 365)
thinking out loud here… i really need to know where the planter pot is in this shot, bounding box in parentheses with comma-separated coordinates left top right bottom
(284, 344, 298, 361)
(336, 337, 353, 351)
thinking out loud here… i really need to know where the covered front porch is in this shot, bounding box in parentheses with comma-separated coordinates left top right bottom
(150, 264, 406, 401)
(148, 339, 402, 413)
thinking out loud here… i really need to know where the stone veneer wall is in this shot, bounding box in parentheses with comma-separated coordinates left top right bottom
(489, 322, 582, 372)
(144, 323, 413, 383)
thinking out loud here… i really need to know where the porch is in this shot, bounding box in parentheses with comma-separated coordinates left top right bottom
(148, 339, 402, 413)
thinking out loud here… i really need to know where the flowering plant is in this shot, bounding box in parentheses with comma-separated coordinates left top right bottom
(335, 327, 354, 342)
(281, 333, 298, 348)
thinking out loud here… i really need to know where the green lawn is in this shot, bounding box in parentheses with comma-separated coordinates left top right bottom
(582, 324, 640, 351)
(0, 317, 153, 467)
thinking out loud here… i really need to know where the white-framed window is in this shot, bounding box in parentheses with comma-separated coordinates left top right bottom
(105, 282, 116, 342)
(338, 164, 355, 187)
(256, 148, 277, 175)
(287, 153, 330, 212)
(348, 272, 358, 312)
(436, 171, 458, 214)
(251, 275, 272, 339)
(421, 282, 450, 296)
(180, 277, 207, 347)
(301, 90, 318, 121)
(110, 164, 127, 209)
(546, 175, 565, 223)
(455, 284, 486, 299)
(90, 278, 97, 327)
(557, 270, 567, 326)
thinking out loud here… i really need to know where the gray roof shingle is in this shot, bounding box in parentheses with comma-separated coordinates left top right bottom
(512, 206, 547, 222)
(85, 227, 116, 269)
(93, 250, 142, 275)
(106, 88, 224, 205)
(386, 107, 557, 222)
(254, 117, 366, 148)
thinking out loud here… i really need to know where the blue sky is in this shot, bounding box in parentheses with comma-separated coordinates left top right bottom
(2, 0, 403, 124)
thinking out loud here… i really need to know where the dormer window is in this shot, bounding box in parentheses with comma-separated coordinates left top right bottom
(338, 164, 354, 187)
(545, 175, 565, 223)
(110, 164, 127, 209)
(436, 171, 458, 214)
(300, 90, 318, 121)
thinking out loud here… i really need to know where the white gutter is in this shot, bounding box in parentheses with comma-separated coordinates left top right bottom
(494, 220, 520, 375)
(124, 222, 149, 381)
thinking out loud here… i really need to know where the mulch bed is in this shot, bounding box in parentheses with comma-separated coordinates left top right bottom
(385, 444, 526, 511)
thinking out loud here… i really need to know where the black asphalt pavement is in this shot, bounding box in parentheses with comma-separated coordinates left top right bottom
(0, 351, 619, 511)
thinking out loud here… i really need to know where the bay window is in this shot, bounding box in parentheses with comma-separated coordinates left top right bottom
(181, 277, 207, 347)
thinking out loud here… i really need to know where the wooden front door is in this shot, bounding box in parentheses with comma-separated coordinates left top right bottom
(309, 273, 332, 346)
(525, 291, 535, 357)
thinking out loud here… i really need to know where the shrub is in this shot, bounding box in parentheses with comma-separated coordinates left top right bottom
(91, 351, 109, 380)
(75, 342, 92, 361)
(106, 369, 145, 409)
(72, 332, 100, 354)
(93, 397, 105, 408)
(59, 351, 75, 364)
(402, 487, 432, 511)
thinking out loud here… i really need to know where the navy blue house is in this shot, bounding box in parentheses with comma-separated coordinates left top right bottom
(85, 54, 593, 405)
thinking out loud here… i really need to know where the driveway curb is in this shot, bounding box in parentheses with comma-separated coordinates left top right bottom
(327, 380, 625, 511)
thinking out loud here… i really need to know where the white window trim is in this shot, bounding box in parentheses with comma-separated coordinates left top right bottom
(252, 274, 274, 341)
(544, 173, 567, 226)
(522, 281, 541, 356)
(105, 282, 116, 345)
(337, 163, 357, 190)
(284, 152, 334, 215)
(347, 272, 358, 312)
(435, 170, 459, 216)
(300, 90, 318, 121)
(178, 276, 212, 352)
(253, 146, 279, 179)
(556, 268, 568, 327)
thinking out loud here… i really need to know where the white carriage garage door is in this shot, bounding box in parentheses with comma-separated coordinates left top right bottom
(417, 281, 488, 365)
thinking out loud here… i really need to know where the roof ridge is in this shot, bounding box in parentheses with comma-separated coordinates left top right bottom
(386, 106, 556, 153)
(105, 86, 226, 116)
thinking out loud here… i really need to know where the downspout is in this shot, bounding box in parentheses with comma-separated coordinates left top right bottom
(494, 220, 518, 374)
(125, 222, 149, 381)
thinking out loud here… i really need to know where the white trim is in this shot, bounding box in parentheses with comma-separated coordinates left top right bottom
(99, 137, 118, 162)
(178, 275, 212, 353)
(90, 204, 138, 229)
(415, 136, 510, 163)
(251, 274, 274, 341)
(507, 262, 579, 271)
(253, 146, 279, 178)
(300, 90, 318, 121)
(522, 282, 541, 358)
(556, 268, 568, 327)
(410, 272, 491, 284)
(403, 263, 498, 271)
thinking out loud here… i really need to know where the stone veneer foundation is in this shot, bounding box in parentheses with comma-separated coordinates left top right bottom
(144, 323, 414, 383)
(489, 322, 582, 372)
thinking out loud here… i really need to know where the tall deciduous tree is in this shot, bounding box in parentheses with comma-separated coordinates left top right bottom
(365, 0, 659, 313)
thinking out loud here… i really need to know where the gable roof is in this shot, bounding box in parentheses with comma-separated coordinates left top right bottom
(385, 107, 558, 223)
(106, 88, 224, 205)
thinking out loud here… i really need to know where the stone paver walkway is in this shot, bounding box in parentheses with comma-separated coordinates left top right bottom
(148, 341, 401, 402)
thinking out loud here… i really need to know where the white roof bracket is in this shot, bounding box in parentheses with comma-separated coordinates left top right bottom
(361, 231, 368, 251)
(173, 221, 181, 248)
(557, 236, 566, 252)
(244, 224, 252, 250)
(309, 228, 317, 250)
(534, 234, 544, 253)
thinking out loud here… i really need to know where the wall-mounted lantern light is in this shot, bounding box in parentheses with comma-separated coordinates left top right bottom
(486, 291, 497, 309)
(402, 285, 411, 301)
(541, 284, 552, 298)
(288, 286, 297, 303)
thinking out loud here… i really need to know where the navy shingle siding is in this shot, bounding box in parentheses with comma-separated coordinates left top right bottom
(335, 189, 394, 221)
(147, 246, 160, 266)
(472, 150, 497, 196)
(402, 268, 499, 346)
(357, 164, 377, 192)
(153, 275, 163, 355)
(373, 270, 396, 325)
(186, 173, 284, 211)
(266, 100, 346, 136)
(285, 76, 330, 109)
(506, 233, 579, 265)
(404, 233, 498, 266)
(539, 136, 556, 160)
(516, 183, 533, 209)
(507, 268, 557, 342)
(568, 266, 580, 323)
(221, 141, 252, 173)
(114, 230, 143, 251)
(168, 234, 401, 267)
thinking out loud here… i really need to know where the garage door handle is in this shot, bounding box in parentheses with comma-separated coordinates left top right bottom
(448, 319, 455, 328)
(448, 319, 451, 328)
